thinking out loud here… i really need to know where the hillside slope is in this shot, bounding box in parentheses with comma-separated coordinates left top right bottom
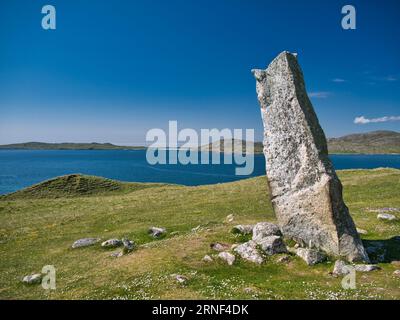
(0, 174, 165, 200)
(327, 130, 400, 154)
(198, 131, 400, 154)
(0, 169, 399, 299)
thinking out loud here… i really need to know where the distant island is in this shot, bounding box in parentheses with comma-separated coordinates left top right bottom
(1, 130, 399, 154)
(0, 142, 146, 150)
(198, 130, 400, 155)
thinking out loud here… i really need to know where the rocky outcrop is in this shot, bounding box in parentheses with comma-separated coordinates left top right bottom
(258, 236, 287, 255)
(234, 240, 264, 264)
(296, 248, 326, 266)
(252, 51, 369, 263)
(252, 222, 281, 242)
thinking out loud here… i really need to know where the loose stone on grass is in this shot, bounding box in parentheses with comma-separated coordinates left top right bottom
(296, 248, 326, 266)
(148, 227, 167, 238)
(218, 252, 236, 266)
(234, 240, 264, 264)
(101, 239, 122, 248)
(231, 224, 254, 235)
(71, 238, 100, 249)
(252, 222, 281, 243)
(377, 213, 396, 221)
(22, 273, 42, 285)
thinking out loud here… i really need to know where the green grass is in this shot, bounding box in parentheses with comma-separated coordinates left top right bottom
(0, 174, 165, 200)
(0, 169, 399, 300)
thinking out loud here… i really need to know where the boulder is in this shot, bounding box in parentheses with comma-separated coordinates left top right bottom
(258, 236, 287, 255)
(22, 273, 42, 285)
(210, 242, 230, 252)
(393, 270, 400, 277)
(252, 222, 281, 243)
(234, 240, 264, 264)
(202, 255, 213, 263)
(148, 227, 167, 238)
(71, 238, 100, 249)
(377, 213, 396, 221)
(218, 252, 236, 266)
(231, 224, 254, 235)
(122, 238, 135, 254)
(252, 51, 369, 263)
(354, 264, 381, 272)
(296, 248, 326, 266)
(332, 260, 352, 276)
(101, 239, 122, 248)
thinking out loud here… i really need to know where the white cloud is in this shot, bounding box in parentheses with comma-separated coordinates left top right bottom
(308, 91, 330, 98)
(332, 78, 346, 83)
(354, 115, 400, 124)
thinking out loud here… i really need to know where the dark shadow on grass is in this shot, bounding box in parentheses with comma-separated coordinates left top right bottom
(363, 236, 400, 263)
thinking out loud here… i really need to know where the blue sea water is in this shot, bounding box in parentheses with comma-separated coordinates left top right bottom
(0, 150, 399, 195)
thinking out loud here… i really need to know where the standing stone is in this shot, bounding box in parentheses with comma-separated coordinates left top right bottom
(252, 51, 369, 263)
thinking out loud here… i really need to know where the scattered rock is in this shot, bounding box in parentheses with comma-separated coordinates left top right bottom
(393, 270, 400, 277)
(22, 273, 42, 285)
(202, 255, 213, 263)
(391, 261, 400, 267)
(71, 238, 100, 249)
(296, 248, 326, 266)
(354, 264, 381, 272)
(258, 236, 288, 255)
(148, 227, 167, 238)
(231, 244, 239, 250)
(377, 213, 396, 221)
(101, 239, 122, 248)
(234, 240, 263, 264)
(210, 242, 230, 252)
(121, 238, 135, 254)
(110, 251, 123, 258)
(231, 224, 254, 235)
(171, 274, 188, 284)
(276, 255, 291, 263)
(356, 228, 368, 235)
(332, 260, 352, 276)
(252, 51, 369, 263)
(218, 252, 236, 265)
(191, 225, 201, 233)
(252, 222, 281, 243)
(225, 214, 234, 223)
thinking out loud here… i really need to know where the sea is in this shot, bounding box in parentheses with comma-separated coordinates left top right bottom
(0, 150, 399, 195)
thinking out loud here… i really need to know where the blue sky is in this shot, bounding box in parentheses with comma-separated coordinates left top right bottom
(0, 0, 399, 145)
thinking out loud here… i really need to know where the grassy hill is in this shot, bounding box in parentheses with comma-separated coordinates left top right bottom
(0, 142, 145, 150)
(0, 174, 165, 200)
(199, 131, 400, 154)
(0, 169, 399, 299)
(327, 130, 400, 154)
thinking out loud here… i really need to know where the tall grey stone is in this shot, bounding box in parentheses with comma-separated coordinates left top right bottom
(252, 51, 369, 263)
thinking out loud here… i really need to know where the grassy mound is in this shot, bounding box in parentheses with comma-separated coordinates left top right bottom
(0, 169, 399, 299)
(1, 174, 165, 200)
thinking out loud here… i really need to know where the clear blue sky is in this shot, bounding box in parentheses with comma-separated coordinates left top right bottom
(0, 0, 399, 145)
